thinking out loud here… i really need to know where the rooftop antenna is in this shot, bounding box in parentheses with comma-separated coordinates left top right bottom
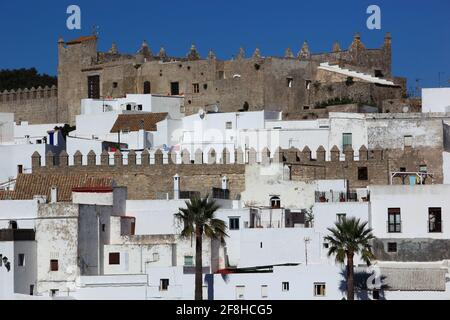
(415, 78, 421, 97)
(92, 25, 99, 37)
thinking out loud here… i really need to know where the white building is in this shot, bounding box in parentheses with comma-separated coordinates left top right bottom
(0, 113, 65, 185)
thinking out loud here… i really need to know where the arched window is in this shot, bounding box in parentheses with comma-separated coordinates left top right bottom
(143, 81, 151, 94)
(9, 220, 18, 230)
(270, 196, 281, 209)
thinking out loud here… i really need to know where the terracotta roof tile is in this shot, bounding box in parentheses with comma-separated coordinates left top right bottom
(66, 35, 97, 45)
(0, 174, 113, 202)
(110, 113, 168, 133)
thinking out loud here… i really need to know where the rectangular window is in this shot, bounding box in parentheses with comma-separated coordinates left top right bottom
(387, 208, 401, 233)
(282, 282, 290, 292)
(387, 242, 397, 253)
(29, 285, 34, 296)
(372, 289, 380, 300)
(50, 259, 59, 271)
(17, 165, 23, 174)
(101, 224, 106, 232)
(342, 133, 352, 150)
(236, 286, 245, 300)
(287, 77, 293, 88)
(358, 167, 368, 180)
(170, 82, 179, 95)
(419, 165, 428, 173)
(336, 213, 346, 223)
(87, 75, 100, 99)
(153, 252, 160, 261)
(109, 252, 120, 265)
(160, 279, 169, 291)
(314, 283, 326, 296)
(229, 217, 240, 230)
(261, 285, 268, 298)
(404, 135, 413, 147)
(305, 80, 311, 90)
(429, 207, 442, 233)
(184, 256, 194, 266)
(193, 83, 200, 93)
(50, 289, 59, 297)
(225, 121, 232, 129)
(18, 254, 25, 267)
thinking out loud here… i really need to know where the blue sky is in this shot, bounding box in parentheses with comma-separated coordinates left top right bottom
(0, 0, 449, 91)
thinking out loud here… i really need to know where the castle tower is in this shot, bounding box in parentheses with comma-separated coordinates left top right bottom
(383, 32, 392, 76)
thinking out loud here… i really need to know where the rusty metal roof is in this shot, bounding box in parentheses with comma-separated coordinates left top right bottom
(110, 113, 168, 133)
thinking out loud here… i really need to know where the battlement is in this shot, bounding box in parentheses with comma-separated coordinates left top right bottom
(31, 145, 386, 170)
(0, 85, 58, 103)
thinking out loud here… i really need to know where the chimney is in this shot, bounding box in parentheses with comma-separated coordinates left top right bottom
(50, 186, 57, 203)
(173, 174, 180, 200)
(221, 175, 228, 190)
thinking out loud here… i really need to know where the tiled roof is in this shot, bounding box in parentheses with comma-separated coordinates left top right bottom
(0, 174, 113, 202)
(66, 35, 97, 45)
(110, 113, 168, 133)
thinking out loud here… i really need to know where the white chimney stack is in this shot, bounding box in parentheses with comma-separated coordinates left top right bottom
(173, 174, 180, 200)
(50, 186, 57, 203)
(222, 175, 228, 190)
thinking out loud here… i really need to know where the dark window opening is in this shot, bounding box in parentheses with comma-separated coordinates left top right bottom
(87, 75, 100, 99)
(286, 77, 293, 88)
(170, 82, 179, 95)
(372, 289, 380, 300)
(305, 80, 311, 90)
(109, 252, 120, 265)
(137, 104, 143, 111)
(229, 217, 240, 230)
(102, 224, 106, 232)
(203, 83, 208, 90)
(29, 285, 34, 296)
(374, 70, 384, 78)
(50, 259, 59, 271)
(387, 242, 397, 253)
(388, 208, 401, 233)
(429, 207, 442, 233)
(282, 282, 290, 292)
(18, 254, 25, 266)
(112, 82, 118, 88)
(9, 220, 17, 230)
(143, 81, 151, 94)
(270, 196, 281, 209)
(314, 283, 326, 296)
(126, 104, 132, 111)
(303, 106, 310, 110)
(18, 164, 23, 174)
(400, 167, 406, 172)
(358, 167, 368, 180)
(160, 279, 169, 291)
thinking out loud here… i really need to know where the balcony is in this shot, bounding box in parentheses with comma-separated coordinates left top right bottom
(428, 220, 443, 233)
(315, 191, 365, 203)
(387, 221, 402, 233)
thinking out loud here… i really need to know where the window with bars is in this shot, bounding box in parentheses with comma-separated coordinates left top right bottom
(314, 283, 326, 296)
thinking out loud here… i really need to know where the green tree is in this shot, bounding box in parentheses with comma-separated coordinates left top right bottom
(324, 217, 375, 300)
(0, 68, 56, 91)
(175, 196, 227, 300)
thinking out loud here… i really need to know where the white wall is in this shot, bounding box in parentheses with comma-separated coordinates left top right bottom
(370, 185, 450, 239)
(213, 264, 345, 300)
(0, 200, 39, 229)
(422, 88, 450, 113)
(0, 113, 14, 144)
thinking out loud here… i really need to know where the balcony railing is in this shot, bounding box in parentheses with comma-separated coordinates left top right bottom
(387, 221, 402, 233)
(428, 220, 443, 233)
(315, 191, 364, 203)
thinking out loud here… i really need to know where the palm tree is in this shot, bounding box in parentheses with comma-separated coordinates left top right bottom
(324, 217, 375, 300)
(175, 195, 227, 300)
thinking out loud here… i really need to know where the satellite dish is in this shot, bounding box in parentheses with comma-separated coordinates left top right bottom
(198, 108, 205, 119)
(402, 106, 409, 113)
(212, 105, 219, 113)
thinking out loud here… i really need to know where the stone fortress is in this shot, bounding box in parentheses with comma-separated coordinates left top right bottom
(1, 32, 409, 125)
